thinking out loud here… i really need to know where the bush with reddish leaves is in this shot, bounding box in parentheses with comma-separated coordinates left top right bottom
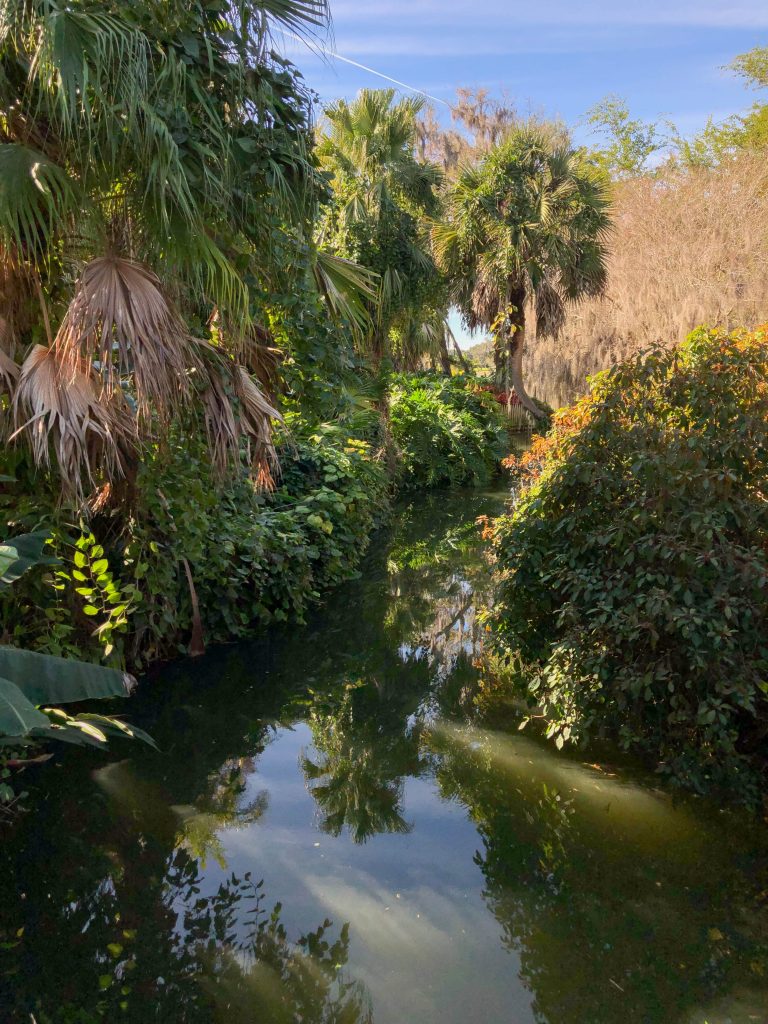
(489, 325, 768, 803)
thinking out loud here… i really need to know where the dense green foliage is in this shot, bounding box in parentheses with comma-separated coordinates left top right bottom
(488, 326, 768, 800)
(2, 417, 390, 669)
(0, 533, 151, 793)
(390, 374, 509, 489)
(3, 370, 511, 672)
(316, 89, 444, 364)
(0, 0, 341, 495)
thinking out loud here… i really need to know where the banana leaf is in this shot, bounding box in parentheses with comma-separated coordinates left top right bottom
(0, 646, 134, 705)
(0, 677, 50, 737)
(0, 530, 56, 588)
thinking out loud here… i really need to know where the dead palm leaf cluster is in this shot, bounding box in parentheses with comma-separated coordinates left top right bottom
(200, 350, 282, 490)
(12, 343, 136, 490)
(0, 256, 282, 499)
(52, 258, 195, 421)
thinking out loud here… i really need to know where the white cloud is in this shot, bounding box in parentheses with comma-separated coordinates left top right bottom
(328, 0, 768, 28)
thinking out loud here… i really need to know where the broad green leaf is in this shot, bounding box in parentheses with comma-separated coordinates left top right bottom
(0, 646, 133, 705)
(0, 532, 56, 588)
(0, 678, 49, 737)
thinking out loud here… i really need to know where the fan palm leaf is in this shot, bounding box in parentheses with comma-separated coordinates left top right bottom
(53, 256, 197, 420)
(13, 344, 136, 496)
(312, 248, 377, 338)
(0, 144, 78, 257)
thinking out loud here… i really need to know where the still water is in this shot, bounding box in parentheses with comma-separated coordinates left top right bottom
(1, 486, 768, 1024)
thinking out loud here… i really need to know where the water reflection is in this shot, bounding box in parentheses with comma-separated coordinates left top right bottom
(3, 831, 370, 1022)
(1, 487, 767, 1024)
(301, 683, 420, 843)
(429, 721, 768, 1024)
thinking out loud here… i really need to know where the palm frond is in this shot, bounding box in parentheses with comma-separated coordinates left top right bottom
(0, 344, 19, 394)
(12, 345, 136, 497)
(199, 345, 282, 488)
(53, 256, 196, 420)
(0, 343, 19, 440)
(313, 248, 377, 337)
(234, 364, 282, 488)
(30, 6, 151, 146)
(238, 0, 329, 44)
(0, 144, 78, 259)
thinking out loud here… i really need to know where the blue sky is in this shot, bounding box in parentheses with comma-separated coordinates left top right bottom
(282, 1, 768, 344)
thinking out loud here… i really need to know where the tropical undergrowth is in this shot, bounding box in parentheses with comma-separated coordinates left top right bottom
(1, 417, 387, 671)
(2, 371, 510, 673)
(485, 326, 768, 804)
(390, 372, 510, 489)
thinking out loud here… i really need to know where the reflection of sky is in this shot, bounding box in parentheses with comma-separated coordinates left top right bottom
(176, 714, 743, 1023)
(211, 724, 536, 1024)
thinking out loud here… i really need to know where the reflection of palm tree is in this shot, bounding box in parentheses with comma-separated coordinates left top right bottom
(301, 689, 419, 843)
(175, 757, 269, 868)
(1, 787, 374, 1023)
(384, 515, 490, 701)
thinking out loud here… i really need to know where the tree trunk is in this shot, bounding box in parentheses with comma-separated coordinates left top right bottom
(452, 337, 470, 373)
(507, 309, 545, 419)
(493, 335, 506, 388)
(439, 335, 452, 376)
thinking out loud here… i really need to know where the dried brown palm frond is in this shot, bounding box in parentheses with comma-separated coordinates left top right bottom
(0, 247, 35, 346)
(210, 309, 283, 393)
(12, 345, 136, 498)
(53, 256, 196, 420)
(0, 344, 20, 440)
(240, 336, 283, 394)
(234, 364, 282, 489)
(200, 370, 240, 478)
(0, 343, 20, 393)
(200, 355, 282, 489)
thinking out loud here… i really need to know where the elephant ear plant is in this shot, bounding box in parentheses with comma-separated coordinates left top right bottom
(0, 532, 153, 800)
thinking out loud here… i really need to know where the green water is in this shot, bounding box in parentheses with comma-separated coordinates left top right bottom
(2, 485, 768, 1024)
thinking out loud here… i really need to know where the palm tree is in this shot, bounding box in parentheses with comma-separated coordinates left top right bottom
(433, 124, 610, 416)
(0, 0, 329, 496)
(316, 88, 442, 365)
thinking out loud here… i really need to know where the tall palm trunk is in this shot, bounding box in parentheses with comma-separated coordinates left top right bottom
(493, 336, 506, 388)
(439, 335, 452, 376)
(507, 305, 545, 419)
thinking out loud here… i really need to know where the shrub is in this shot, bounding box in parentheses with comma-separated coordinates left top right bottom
(1, 422, 390, 670)
(390, 373, 509, 489)
(122, 421, 390, 666)
(488, 326, 768, 801)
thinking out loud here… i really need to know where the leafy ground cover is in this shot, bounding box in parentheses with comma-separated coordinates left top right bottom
(390, 373, 511, 488)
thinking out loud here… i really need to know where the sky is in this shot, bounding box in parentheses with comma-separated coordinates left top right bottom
(280, 1, 768, 345)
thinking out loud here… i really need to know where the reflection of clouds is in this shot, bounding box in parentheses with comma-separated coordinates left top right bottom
(220, 781, 535, 1024)
(302, 868, 536, 1024)
(432, 721, 703, 852)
